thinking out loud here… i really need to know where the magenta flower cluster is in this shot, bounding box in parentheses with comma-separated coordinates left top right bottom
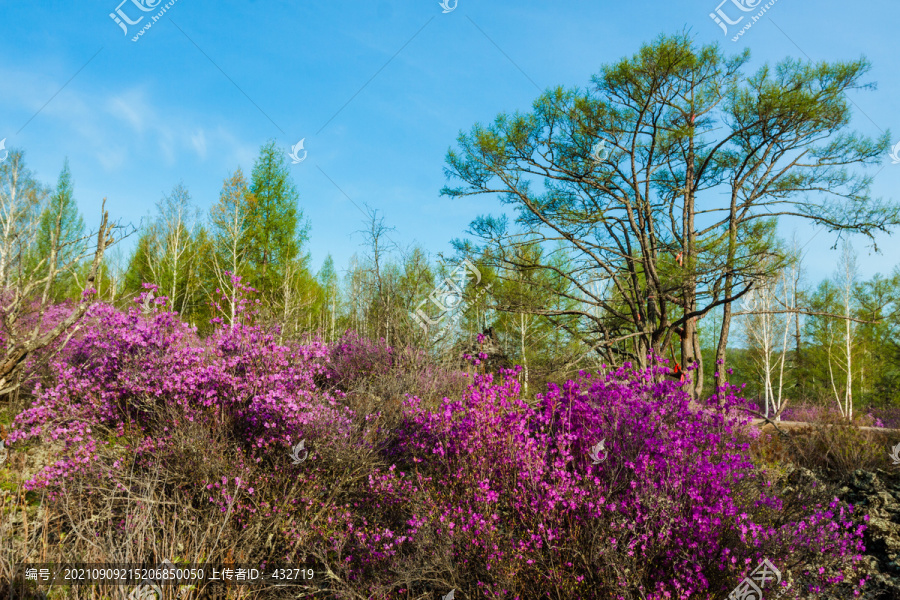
(6, 282, 867, 598)
(384, 362, 866, 597)
(10, 281, 353, 488)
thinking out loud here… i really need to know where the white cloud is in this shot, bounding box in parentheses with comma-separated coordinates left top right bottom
(0, 62, 254, 174)
(106, 88, 151, 135)
(190, 129, 207, 160)
(158, 127, 176, 166)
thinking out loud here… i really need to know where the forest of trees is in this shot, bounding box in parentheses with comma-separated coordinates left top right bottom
(1, 35, 898, 419)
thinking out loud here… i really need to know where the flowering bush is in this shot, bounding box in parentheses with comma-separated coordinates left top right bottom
(327, 330, 397, 388)
(382, 362, 866, 599)
(862, 407, 900, 429)
(0, 292, 84, 394)
(781, 403, 900, 429)
(5, 287, 868, 598)
(9, 282, 353, 490)
(778, 403, 900, 430)
(325, 330, 469, 425)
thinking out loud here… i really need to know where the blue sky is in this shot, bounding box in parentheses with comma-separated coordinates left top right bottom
(1, 0, 898, 285)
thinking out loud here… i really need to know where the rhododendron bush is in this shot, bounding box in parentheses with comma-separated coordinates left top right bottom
(12, 286, 353, 472)
(6, 285, 867, 599)
(385, 364, 866, 598)
(325, 329, 470, 412)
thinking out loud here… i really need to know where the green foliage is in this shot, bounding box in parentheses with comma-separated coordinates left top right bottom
(0, 147, 49, 290)
(243, 140, 309, 299)
(123, 229, 154, 294)
(25, 159, 85, 300)
(316, 254, 339, 341)
(209, 168, 252, 284)
(854, 269, 900, 404)
(800, 279, 844, 403)
(797, 267, 900, 407)
(72, 36, 900, 412)
(442, 32, 899, 400)
(473, 241, 591, 390)
(122, 183, 208, 326)
(203, 168, 256, 329)
(760, 412, 900, 479)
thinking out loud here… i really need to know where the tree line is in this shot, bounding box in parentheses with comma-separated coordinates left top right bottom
(0, 33, 898, 413)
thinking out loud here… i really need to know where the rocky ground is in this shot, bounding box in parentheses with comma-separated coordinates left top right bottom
(836, 468, 900, 598)
(797, 466, 900, 599)
(745, 417, 900, 598)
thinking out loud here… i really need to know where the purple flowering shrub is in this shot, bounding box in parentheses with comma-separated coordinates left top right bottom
(778, 403, 900, 430)
(5, 282, 408, 595)
(777, 404, 838, 423)
(749, 398, 900, 480)
(327, 330, 396, 387)
(0, 292, 84, 396)
(326, 330, 470, 425)
(9, 283, 353, 491)
(764, 412, 900, 480)
(5, 285, 868, 598)
(381, 362, 866, 599)
(862, 406, 900, 429)
(328, 331, 468, 398)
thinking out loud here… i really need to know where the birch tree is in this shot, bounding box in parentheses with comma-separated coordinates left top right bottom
(274, 258, 320, 342)
(831, 241, 858, 419)
(26, 160, 86, 301)
(317, 255, 339, 342)
(0, 199, 119, 396)
(153, 183, 198, 312)
(209, 168, 252, 325)
(741, 258, 799, 420)
(124, 184, 203, 320)
(0, 149, 48, 288)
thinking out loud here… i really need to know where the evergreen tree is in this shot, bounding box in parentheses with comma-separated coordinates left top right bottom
(443, 33, 900, 399)
(243, 140, 309, 299)
(123, 228, 155, 295)
(29, 159, 86, 300)
(469, 241, 585, 391)
(0, 147, 47, 289)
(122, 183, 204, 323)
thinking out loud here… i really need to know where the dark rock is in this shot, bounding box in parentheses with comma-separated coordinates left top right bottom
(817, 467, 900, 598)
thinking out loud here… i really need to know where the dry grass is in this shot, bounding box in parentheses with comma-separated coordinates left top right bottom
(748, 410, 900, 480)
(0, 401, 322, 600)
